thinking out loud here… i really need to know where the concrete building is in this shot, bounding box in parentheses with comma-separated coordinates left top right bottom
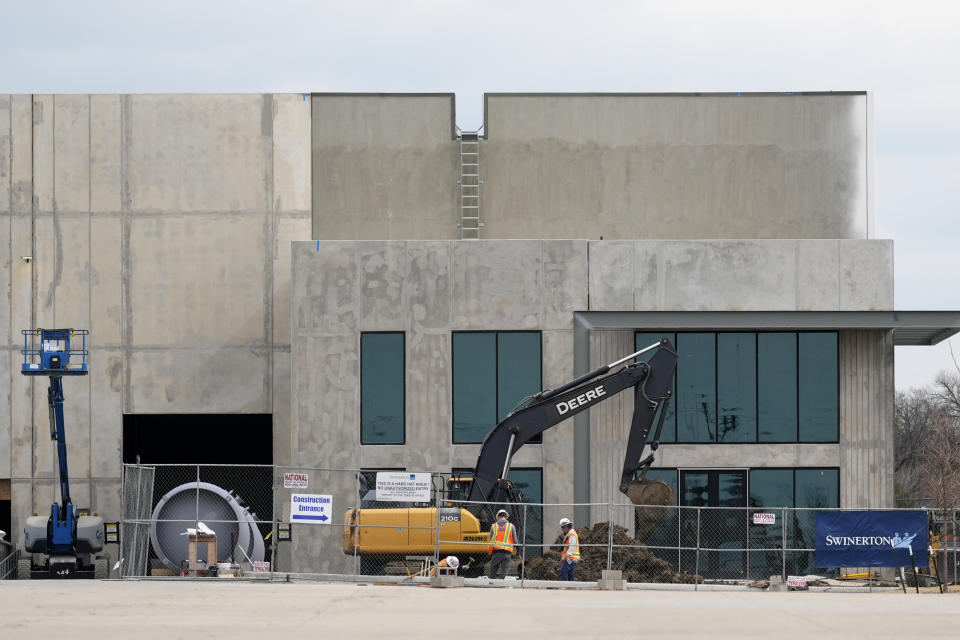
(3, 92, 958, 577)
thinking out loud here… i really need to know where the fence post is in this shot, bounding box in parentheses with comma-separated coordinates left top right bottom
(354, 471, 361, 581)
(270, 467, 279, 580)
(694, 507, 701, 592)
(781, 506, 787, 581)
(521, 503, 528, 587)
(607, 502, 614, 571)
(745, 505, 750, 580)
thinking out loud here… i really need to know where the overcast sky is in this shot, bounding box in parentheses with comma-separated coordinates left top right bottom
(3, 0, 958, 391)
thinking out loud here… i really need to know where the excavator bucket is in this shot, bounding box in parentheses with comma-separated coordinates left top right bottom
(623, 479, 675, 543)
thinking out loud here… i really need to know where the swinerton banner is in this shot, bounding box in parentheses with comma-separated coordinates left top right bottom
(815, 511, 928, 567)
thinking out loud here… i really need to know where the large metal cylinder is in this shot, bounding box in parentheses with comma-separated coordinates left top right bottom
(149, 481, 264, 573)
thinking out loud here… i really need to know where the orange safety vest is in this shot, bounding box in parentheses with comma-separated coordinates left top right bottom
(562, 529, 580, 561)
(488, 521, 517, 554)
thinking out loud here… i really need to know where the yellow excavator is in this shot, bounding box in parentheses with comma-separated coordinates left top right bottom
(343, 339, 678, 573)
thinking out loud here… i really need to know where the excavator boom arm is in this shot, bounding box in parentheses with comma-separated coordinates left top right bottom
(466, 340, 678, 504)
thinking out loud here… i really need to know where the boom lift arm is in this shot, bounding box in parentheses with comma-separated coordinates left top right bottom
(466, 339, 678, 507)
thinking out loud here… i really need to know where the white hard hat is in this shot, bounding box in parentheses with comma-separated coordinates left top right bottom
(559, 517, 573, 528)
(496, 509, 509, 518)
(445, 556, 460, 569)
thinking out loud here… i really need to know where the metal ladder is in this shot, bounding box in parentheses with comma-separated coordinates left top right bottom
(458, 131, 482, 239)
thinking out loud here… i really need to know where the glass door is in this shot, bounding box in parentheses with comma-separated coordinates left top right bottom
(679, 470, 747, 579)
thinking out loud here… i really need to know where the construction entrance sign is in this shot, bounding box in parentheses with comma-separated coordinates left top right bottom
(290, 493, 332, 524)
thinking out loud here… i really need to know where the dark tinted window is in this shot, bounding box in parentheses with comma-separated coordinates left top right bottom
(361, 333, 405, 444)
(798, 333, 839, 442)
(717, 333, 757, 443)
(676, 333, 716, 442)
(757, 333, 797, 442)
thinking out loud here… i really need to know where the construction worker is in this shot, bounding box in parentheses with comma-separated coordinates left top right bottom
(559, 517, 580, 581)
(430, 555, 460, 576)
(487, 509, 517, 579)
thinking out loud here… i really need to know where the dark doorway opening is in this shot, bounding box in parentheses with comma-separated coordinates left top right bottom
(122, 414, 272, 465)
(122, 414, 273, 573)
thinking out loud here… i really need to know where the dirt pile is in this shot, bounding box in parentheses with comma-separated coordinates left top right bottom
(524, 522, 700, 584)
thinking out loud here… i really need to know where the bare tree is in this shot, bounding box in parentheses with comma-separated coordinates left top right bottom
(917, 409, 960, 582)
(894, 388, 935, 505)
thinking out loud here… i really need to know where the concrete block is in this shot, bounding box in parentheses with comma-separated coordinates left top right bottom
(598, 569, 627, 590)
(429, 575, 465, 588)
(357, 242, 406, 330)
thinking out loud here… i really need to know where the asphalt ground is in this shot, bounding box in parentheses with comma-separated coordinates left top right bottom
(1, 580, 958, 639)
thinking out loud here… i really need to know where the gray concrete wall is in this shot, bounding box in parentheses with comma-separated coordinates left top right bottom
(1, 94, 311, 552)
(482, 93, 871, 241)
(311, 94, 459, 240)
(292, 238, 895, 543)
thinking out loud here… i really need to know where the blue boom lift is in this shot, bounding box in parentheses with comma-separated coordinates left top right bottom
(18, 329, 107, 579)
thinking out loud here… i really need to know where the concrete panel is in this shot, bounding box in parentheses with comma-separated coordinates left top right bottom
(53, 95, 90, 213)
(32, 95, 54, 213)
(839, 331, 895, 507)
(311, 94, 458, 240)
(542, 240, 588, 330)
(90, 217, 123, 345)
(655, 444, 840, 469)
(128, 215, 267, 347)
(54, 216, 91, 328)
(402, 332, 451, 471)
(273, 216, 310, 346)
(10, 480, 34, 548)
(588, 242, 634, 310)
(90, 95, 122, 213)
(292, 242, 359, 335)
(0, 95, 9, 209)
(272, 350, 292, 466)
(357, 242, 406, 330)
(62, 365, 92, 480)
(796, 241, 840, 310)
(406, 241, 450, 330)
(128, 348, 269, 414)
(92, 478, 122, 523)
(90, 348, 123, 478)
(839, 240, 894, 310)
(482, 94, 868, 241)
(647, 241, 797, 311)
(272, 94, 311, 213)
(128, 95, 267, 212)
(0, 355, 9, 478)
(541, 330, 575, 506)
(449, 240, 541, 329)
(291, 334, 357, 467)
(10, 95, 33, 213)
(9, 351, 33, 478)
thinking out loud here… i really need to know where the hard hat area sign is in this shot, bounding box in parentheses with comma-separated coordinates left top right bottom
(290, 493, 332, 524)
(376, 472, 431, 502)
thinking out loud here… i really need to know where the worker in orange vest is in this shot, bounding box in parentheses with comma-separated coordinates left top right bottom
(559, 517, 580, 581)
(487, 509, 517, 579)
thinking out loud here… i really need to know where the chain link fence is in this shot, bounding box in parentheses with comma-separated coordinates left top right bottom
(120, 464, 960, 587)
